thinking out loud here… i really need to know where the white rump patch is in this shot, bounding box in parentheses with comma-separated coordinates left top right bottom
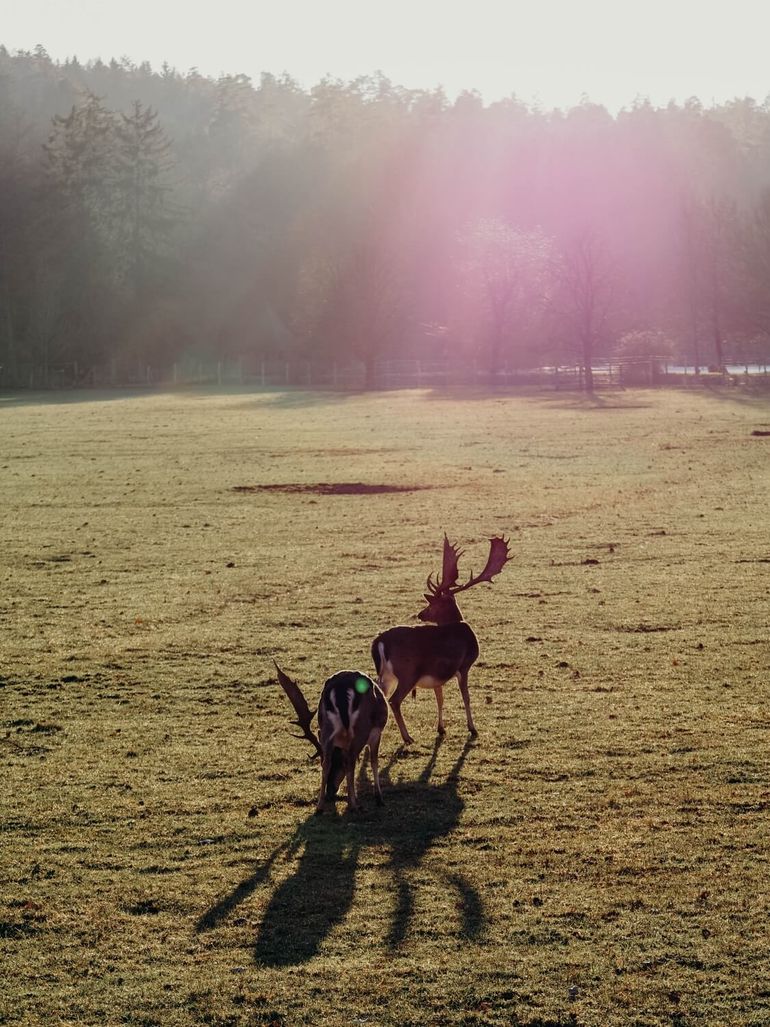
(377, 658, 398, 698)
(348, 689, 359, 735)
(327, 691, 352, 748)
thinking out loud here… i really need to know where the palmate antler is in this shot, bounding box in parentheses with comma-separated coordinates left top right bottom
(274, 660, 322, 758)
(426, 535, 464, 597)
(450, 536, 511, 595)
(426, 535, 511, 598)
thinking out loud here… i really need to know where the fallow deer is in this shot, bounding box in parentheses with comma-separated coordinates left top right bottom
(274, 662, 388, 813)
(371, 535, 510, 744)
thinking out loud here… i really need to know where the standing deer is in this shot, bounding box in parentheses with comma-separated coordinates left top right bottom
(372, 535, 510, 744)
(274, 662, 388, 813)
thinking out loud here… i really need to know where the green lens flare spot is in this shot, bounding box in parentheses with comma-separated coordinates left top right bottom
(354, 675, 371, 694)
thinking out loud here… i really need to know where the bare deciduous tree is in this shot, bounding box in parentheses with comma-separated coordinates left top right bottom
(455, 218, 553, 376)
(552, 230, 617, 392)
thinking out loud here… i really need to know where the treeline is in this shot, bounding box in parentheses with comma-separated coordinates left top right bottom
(1, 44, 770, 389)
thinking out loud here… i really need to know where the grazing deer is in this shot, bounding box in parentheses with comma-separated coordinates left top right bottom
(372, 536, 510, 744)
(274, 662, 388, 814)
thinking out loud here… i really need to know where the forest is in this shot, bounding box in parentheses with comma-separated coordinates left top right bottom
(2, 44, 770, 388)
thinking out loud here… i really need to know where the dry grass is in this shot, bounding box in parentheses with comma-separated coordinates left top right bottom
(2, 385, 769, 1027)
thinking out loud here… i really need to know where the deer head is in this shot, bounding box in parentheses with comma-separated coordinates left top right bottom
(417, 535, 511, 625)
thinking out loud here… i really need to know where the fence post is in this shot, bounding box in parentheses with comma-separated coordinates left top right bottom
(217, 361, 222, 386)
(173, 363, 178, 385)
(285, 362, 290, 385)
(261, 360, 266, 387)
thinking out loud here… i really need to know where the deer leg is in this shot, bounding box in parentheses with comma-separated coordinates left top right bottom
(345, 755, 359, 811)
(369, 729, 384, 806)
(316, 748, 332, 814)
(390, 685, 415, 745)
(435, 684, 446, 736)
(457, 669, 478, 736)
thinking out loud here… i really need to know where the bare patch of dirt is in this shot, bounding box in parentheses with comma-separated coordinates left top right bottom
(232, 482, 432, 495)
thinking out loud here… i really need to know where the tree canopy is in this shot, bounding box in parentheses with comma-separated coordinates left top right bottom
(2, 45, 770, 386)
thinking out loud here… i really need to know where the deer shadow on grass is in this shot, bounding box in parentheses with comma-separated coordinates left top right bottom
(196, 739, 484, 964)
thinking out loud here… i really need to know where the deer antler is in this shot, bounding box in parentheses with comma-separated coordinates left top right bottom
(274, 660, 322, 758)
(425, 534, 465, 597)
(450, 536, 511, 595)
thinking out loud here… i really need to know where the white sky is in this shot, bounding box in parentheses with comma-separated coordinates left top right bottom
(3, 0, 769, 111)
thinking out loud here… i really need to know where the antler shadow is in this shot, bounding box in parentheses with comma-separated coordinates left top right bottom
(196, 739, 485, 964)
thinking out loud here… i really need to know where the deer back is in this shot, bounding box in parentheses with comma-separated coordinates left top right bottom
(372, 622, 480, 684)
(318, 671, 388, 752)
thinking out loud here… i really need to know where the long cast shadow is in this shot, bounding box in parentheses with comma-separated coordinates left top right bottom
(196, 842, 289, 933)
(249, 809, 359, 965)
(196, 739, 484, 964)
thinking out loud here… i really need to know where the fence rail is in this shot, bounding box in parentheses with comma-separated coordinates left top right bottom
(2, 357, 768, 392)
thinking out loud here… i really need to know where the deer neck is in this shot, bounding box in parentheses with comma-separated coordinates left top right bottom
(434, 600, 464, 625)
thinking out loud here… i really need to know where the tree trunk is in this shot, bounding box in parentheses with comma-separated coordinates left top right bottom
(712, 306, 725, 370)
(582, 333, 594, 393)
(688, 292, 701, 374)
(2, 283, 18, 385)
(364, 353, 376, 391)
(488, 327, 503, 380)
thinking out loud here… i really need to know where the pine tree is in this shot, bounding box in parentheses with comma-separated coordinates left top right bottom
(43, 92, 119, 367)
(113, 100, 176, 303)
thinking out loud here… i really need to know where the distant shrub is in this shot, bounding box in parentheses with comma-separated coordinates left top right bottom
(615, 329, 676, 361)
(615, 329, 675, 384)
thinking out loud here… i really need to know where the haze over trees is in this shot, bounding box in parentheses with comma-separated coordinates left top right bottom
(2, 44, 770, 387)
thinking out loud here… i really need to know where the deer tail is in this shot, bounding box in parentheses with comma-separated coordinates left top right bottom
(372, 639, 385, 675)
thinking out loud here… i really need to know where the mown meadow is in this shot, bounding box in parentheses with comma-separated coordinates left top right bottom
(2, 386, 769, 1027)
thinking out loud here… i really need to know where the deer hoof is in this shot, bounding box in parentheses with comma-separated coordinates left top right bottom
(469, 728, 479, 737)
(437, 725, 446, 736)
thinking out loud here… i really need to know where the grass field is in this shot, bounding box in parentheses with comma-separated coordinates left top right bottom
(2, 385, 769, 1027)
